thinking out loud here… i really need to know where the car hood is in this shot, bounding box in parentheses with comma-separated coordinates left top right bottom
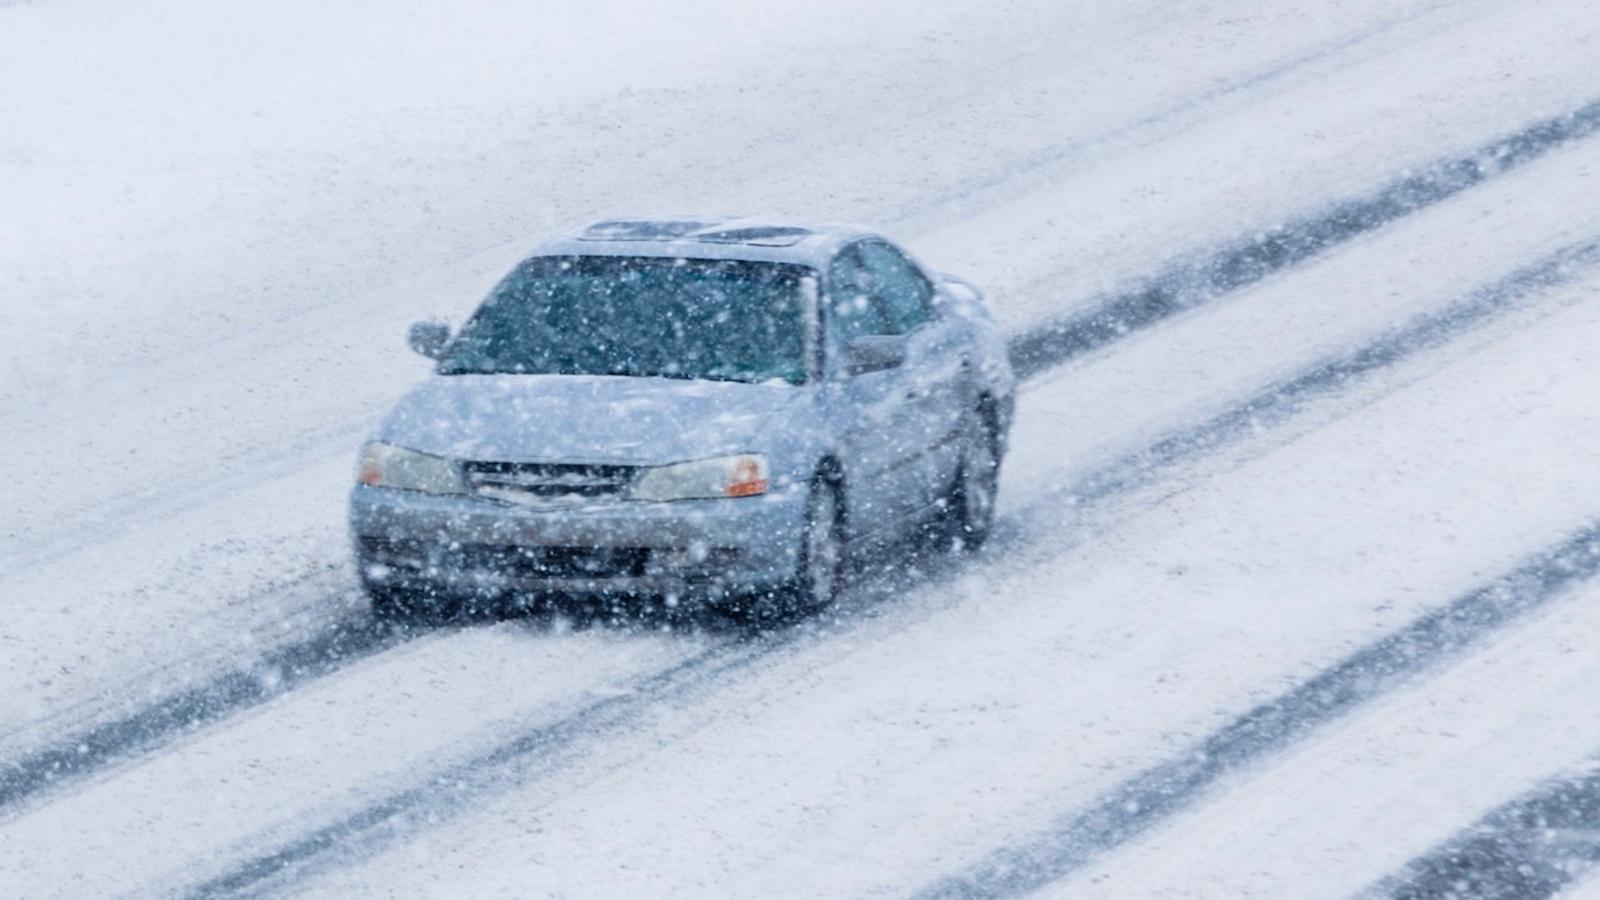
(375, 374, 805, 465)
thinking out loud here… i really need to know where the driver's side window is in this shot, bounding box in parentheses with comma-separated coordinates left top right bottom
(858, 240, 934, 334)
(827, 246, 896, 342)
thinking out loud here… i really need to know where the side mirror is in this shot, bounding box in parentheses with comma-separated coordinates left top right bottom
(938, 272, 984, 304)
(846, 335, 906, 376)
(407, 320, 450, 359)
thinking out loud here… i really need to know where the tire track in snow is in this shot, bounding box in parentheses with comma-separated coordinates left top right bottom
(179, 235, 1600, 897)
(8, 93, 1599, 825)
(914, 243, 1600, 899)
(1364, 764, 1600, 899)
(184, 634, 795, 898)
(1006, 95, 1600, 378)
(0, 616, 410, 816)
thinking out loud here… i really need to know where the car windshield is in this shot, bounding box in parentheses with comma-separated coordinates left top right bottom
(440, 255, 812, 385)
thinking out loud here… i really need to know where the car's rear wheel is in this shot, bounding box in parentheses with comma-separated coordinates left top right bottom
(933, 407, 1000, 552)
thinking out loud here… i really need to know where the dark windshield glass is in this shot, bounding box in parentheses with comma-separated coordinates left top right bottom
(440, 256, 812, 384)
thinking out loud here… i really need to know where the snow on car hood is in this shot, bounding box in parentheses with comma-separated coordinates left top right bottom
(374, 373, 803, 465)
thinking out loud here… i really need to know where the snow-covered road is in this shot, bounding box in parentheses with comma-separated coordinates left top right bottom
(4, 1, 1600, 897)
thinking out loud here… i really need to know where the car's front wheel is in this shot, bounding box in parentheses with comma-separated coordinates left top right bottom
(729, 476, 844, 625)
(794, 477, 846, 611)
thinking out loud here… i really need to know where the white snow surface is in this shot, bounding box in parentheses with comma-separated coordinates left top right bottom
(5, 0, 1600, 896)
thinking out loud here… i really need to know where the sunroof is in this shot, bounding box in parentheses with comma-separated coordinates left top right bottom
(575, 220, 814, 247)
(691, 226, 813, 247)
(578, 220, 716, 241)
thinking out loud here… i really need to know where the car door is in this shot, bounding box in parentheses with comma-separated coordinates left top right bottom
(854, 239, 974, 512)
(826, 245, 929, 533)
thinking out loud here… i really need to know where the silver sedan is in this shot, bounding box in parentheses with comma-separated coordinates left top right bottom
(350, 217, 1016, 622)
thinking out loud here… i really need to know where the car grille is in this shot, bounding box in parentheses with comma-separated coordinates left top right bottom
(461, 461, 640, 505)
(461, 544, 650, 579)
(360, 538, 650, 579)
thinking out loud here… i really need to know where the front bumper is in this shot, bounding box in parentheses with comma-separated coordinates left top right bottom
(348, 483, 807, 602)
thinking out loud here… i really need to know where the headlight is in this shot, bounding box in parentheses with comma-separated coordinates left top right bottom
(358, 443, 467, 495)
(630, 454, 769, 501)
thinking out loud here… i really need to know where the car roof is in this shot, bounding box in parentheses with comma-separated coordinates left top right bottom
(529, 216, 884, 268)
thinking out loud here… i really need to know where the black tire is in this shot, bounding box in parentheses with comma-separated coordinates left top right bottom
(726, 476, 845, 625)
(935, 407, 1001, 551)
(792, 477, 846, 612)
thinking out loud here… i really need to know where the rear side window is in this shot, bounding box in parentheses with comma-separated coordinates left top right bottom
(857, 240, 935, 333)
(827, 247, 896, 342)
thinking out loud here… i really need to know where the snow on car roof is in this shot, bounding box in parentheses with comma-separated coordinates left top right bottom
(533, 216, 877, 266)
(575, 218, 815, 246)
